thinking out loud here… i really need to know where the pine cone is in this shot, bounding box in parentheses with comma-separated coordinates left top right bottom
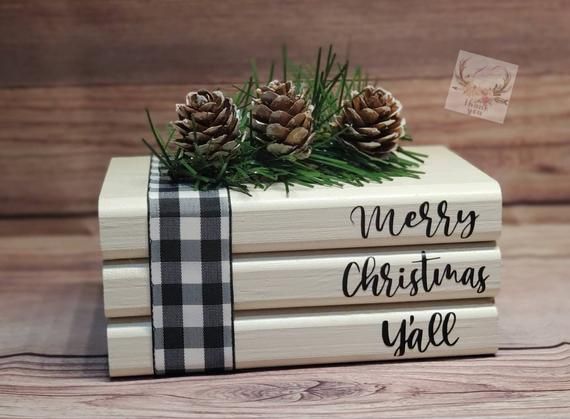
(251, 80, 314, 159)
(173, 90, 240, 162)
(333, 86, 405, 159)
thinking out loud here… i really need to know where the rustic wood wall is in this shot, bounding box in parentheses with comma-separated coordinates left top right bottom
(1, 0, 569, 216)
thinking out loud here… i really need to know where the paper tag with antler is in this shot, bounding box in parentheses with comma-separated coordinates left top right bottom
(445, 50, 518, 124)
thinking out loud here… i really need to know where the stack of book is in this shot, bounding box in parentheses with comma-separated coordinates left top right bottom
(98, 146, 501, 377)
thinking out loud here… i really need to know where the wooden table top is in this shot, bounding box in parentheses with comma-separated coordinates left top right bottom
(0, 206, 568, 418)
(1, 2, 569, 416)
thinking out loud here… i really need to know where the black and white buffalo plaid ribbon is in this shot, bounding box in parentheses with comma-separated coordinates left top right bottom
(147, 156, 234, 375)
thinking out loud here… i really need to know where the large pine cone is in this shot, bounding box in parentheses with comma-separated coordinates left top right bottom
(333, 86, 405, 159)
(251, 80, 314, 159)
(173, 90, 239, 162)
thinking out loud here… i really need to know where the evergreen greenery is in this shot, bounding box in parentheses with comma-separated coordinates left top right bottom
(143, 46, 426, 195)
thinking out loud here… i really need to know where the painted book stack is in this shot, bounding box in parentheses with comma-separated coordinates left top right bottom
(98, 146, 501, 377)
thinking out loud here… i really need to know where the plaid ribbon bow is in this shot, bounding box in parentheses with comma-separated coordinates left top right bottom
(147, 157, 235, 375)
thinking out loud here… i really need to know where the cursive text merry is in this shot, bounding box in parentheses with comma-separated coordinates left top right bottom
(350, 201, 479, 239)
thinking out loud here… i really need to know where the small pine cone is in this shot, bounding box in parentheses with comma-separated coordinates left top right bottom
(251, 80, 314, 159)
(173, 90, 240, 162)
(333, 86, 405, 159)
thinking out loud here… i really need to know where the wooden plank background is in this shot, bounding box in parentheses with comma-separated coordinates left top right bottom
(0, 0, 569, 215)
(0, 1, 569, 416)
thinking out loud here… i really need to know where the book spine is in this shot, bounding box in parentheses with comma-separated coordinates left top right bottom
(107, 300, 498, 377)
(230, 188, 502, 255)
(99, 149, 502, 260)
(103, 243, 501, 316)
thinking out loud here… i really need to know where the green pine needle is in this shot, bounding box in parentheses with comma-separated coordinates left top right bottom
(143, 46, 425, 195)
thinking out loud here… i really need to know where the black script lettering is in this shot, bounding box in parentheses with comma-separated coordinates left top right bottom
(459, 210, 479, 239)
(432, 262, 488, 294)
(343, 257, 397, 298)
(476, 267, 488, 293)
(343, 252, 489, 299)
(410, 251, 442, 295)
(342, 261, 361, 298)
(350, 201, 479, 240)
(381, 312, 459, 357)
(350, 206, 399, 239)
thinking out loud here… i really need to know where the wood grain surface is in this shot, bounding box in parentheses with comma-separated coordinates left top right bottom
(0, 207, 568, 417)
(1, 0, 569, 415)
(1, 346, 568, 418)
(2, 75, 569, 216)
(1, 0, 568, 87)
(1, 207, 568, 357)
(0, 1, 569, 216)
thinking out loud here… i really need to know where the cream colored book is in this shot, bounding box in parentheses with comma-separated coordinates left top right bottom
(99, 146, 502, 260)
(103, 242, 500, 316)
(107, 300, 498, 377)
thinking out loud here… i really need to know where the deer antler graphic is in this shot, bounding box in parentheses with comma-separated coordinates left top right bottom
(492, 67, 512, 104)
(454, 58, 470, 87)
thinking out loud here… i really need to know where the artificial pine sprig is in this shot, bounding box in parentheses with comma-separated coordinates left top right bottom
(143, 46, 425, 194)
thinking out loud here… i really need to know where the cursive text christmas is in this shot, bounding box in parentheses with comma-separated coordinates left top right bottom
(342, 251, 488, 298)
